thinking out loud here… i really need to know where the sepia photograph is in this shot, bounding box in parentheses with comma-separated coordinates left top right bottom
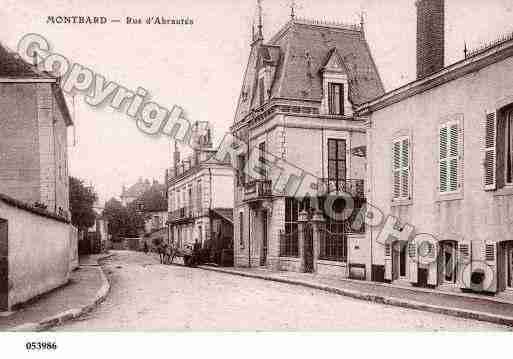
(0, 0, 513, 356)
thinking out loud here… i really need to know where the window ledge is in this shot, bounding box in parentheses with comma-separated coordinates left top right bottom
(317, 259, 347, 267)
(494, 186, 513, 197)
(279, 256, 300, 261)
(391, 198, 412, 207)
(436, 192, 463, 202)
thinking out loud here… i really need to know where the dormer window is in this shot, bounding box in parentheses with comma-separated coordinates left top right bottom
(328, 83, 344, 115)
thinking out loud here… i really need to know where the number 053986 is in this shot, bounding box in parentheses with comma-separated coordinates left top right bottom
(25, 342, 58, 350)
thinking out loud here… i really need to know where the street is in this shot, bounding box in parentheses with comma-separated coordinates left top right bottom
(56, 251, 509, 331)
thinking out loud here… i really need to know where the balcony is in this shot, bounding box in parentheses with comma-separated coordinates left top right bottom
(168, 206, 193, 224)
(168, 206, 209, 224)
(243, 179, 273, 203)
(317, 179, 365, 199)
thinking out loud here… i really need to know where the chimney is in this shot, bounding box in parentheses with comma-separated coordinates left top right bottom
(416, 0, 444, 79)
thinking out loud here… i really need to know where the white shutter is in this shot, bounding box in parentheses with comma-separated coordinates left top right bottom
(392, 137, 410, 200)
(384, 242, 392, 281)
(459, 240, 471, 289)
(439, 126, 448, 193)
(484, 241, 497, 292)
(439, 120, 462, 193)
(484, 111, 497, 190)
(427, 241, 438, 286)
(408, 239, 418, 283)
(392, 141, 401, 199)
(449, 124, 459, 191)
(401, 138, 410, 198)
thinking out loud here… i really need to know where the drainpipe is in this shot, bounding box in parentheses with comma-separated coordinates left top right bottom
(209, 168, 213, 249)
(208, 168, 213, 210)
(52, 88, 58, 213)
(248, 210, 251, 268)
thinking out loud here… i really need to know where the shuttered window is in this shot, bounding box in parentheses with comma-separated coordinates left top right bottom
(392, 136, 410, 200)
(439, 121, 462, 193)
(484, 111, 497, 190)
(505, 110, 513, 185)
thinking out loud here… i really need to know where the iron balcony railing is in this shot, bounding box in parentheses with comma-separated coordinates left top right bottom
(317, 178, 365, 198)
(243, 179, 273, 202)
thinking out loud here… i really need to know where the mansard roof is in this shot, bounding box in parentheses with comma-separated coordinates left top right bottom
(233, 18, 385, 125)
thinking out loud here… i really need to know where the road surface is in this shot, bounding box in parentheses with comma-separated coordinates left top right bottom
(56, 251, 508, 331)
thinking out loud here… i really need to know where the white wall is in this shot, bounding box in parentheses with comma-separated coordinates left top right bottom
(0, 199, 71, 309)
(368, 55, 513, 266)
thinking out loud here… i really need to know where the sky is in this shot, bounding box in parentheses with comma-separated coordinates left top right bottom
(2, 0, 513, 204)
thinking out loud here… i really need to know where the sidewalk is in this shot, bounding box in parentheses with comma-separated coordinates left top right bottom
(0, 253, 111, 331)
(198, 265, 513, 327)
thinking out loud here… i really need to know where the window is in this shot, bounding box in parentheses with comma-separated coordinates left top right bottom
(196, 180, 202, 211)
(328, 83, 344, 115)
(239, 212, 244, 247)
(439, 121, 461, 194)
(237, 154, 246, 186)
(327, 138, 346, 192)
(505, 110, 513, 185)
(392, 136, 410, 200)
(280, 198, 300, 257)
(258, 142, 266, 179)
(259, 77, 265, 106)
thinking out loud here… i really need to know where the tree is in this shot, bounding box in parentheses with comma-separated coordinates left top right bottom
(69, 176, 98, 230)
(103, 198, 145, 239)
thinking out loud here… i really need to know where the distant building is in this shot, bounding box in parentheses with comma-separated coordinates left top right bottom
(0, 43, 74, 310)
(230, 12, 383, 277)
(120, 178, 152, 206)
(358, 0, 513, 294)
(139, 180, 168, 233)
(167, 123, 234, 264)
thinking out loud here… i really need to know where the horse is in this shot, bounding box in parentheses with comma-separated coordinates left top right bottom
(158, 243, 177, 265)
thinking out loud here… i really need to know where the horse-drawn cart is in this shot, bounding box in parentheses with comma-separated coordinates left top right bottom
(158, 241, 199, 267)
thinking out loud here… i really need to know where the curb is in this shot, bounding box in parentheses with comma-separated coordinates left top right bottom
(198, 266, 513, 328)
(10, 255, 112, 332)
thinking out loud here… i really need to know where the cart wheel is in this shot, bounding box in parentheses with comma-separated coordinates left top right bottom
(184, 256, 190, 266)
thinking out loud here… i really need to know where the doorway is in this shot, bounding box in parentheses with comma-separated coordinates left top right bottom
(304, 223, 314, 273)
(0, 219, 8, 311)
(440, 241, 458, 284)
(392, 241, 407, 280)
(503, 242, 513, 290)
(260, 211, 268, 266)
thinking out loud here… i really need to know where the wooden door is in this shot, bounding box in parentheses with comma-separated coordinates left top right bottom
(260, 211, 268, 266)
(0, 219, 8, 311)
(304, 223, 314, 273)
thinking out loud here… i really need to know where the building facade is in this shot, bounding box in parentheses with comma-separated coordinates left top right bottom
(230, 15, 384, 278)
(167, 125, 234, 262)
(0, 43, 74, 310)
(358, 0, 513, 295)
(0, 45, 72, 216)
